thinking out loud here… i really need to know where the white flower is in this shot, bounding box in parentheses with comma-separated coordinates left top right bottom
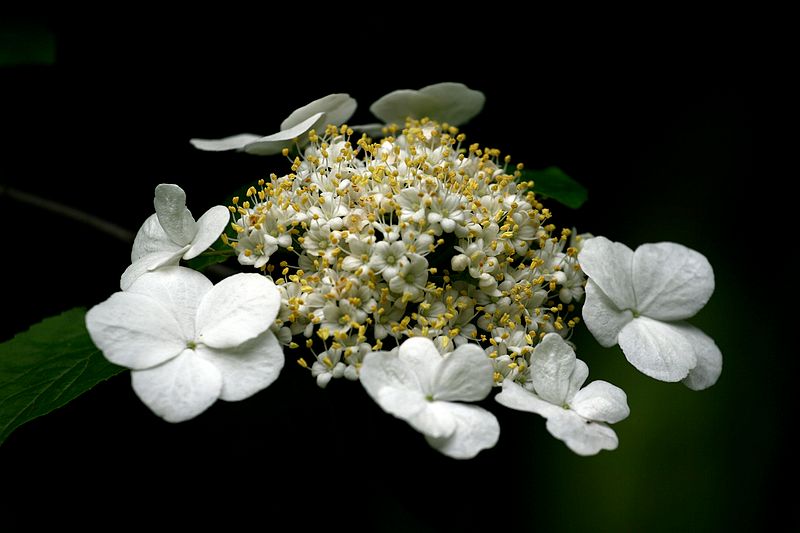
(387, 254, 429, 302)
(369, 240, 410, 281)
(311, 347, 346, 389)
(121, 184, 229, 290)
(359, 337, 499, 459)
(354, 82, 485, 134)
(86, 267, 284, 422)
(190, 93, 357, 155)
(579, 237, 723, 389)
(495, 333, 629, 456)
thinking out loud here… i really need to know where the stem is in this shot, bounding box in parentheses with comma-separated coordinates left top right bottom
(1, 184, 237, 278)
(0, 184, 135, 242)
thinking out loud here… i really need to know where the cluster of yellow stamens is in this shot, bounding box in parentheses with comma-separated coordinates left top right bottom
(227, 119, 587, 388)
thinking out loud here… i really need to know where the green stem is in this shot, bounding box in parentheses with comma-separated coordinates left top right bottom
(1, 184, 135, 242)
(1, 184, 237, 278)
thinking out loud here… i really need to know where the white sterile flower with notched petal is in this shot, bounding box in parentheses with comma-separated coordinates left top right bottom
(360, 337, 499, 459)
(86, 267, 284, 422)
(355, 83, 485, 134)
(496, 333, 630, 456)
(190, 93, 357, 156)
(121, 184, 229, 290)
(579, 237, 722, 390)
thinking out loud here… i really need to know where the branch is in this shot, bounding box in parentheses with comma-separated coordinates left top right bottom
(0, 184, 135, 242)
(1, 184, 237, 279)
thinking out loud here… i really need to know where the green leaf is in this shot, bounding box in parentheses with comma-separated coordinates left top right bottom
(518, 166, 588, 209)
(0, 22, 55, 67)
(184, 238, 234, 272)
(0, 308, 124, 444)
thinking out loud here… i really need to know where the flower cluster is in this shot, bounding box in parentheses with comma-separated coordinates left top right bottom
(85, 82, 723, 459)
(228, 118, 588, 397)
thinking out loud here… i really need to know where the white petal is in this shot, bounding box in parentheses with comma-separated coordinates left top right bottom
(120, 250, 184, 290)
(633, 242, 715, 321)
(545, 410, 619, 456)
(369, 83, 485, 126)
(184, 205, 230, 260)
(131, 349, 222, 422)
(566, 358, 589, 402)
(417, 82, 486, 125)
(424, 403, 499, 459)
(578, 237, 636, 310)
(195, 273, 280, 349)
(530, 333, 579, 405)
(131, 214, 184, 261)
(361, 350, 437, 436)
(398, 337, 443, 395)
(570, 380, 630, 423)
(360, 350, 422, 398)
(618, 317, 696, 382)
(280, 93, 356, 130)
(680, 324, 723, 390)
(198, 329, 284, 401)
(494, 380, 563, 419)
(126, 267, 212, 340)
(190, 133, 262, 152)
(350, 123, 385, 137)
(370, 89, 431, 125)
(407, 400, 457, 439)
(154, 184, 198, 246)
(85, 292, 184, 370)
(243, 112, 325, 156)
(432, 343, 493, 402)
(582, 279, 634, 347)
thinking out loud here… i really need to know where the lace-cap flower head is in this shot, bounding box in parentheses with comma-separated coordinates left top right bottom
(578, 237, 722, 389)
(87, 267, 284, 422)
(121, 184, 229, 289)
(190, 93, 357, 155)
(73, 81, 724, 461)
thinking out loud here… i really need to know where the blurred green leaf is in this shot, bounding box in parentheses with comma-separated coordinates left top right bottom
(184, 238, 234, 271)
(0, 22, 55, 67)
(519, 166, 588, 209)
(0, 308, 123, 444)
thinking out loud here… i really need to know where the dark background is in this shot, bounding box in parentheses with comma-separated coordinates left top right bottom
(1, 17, 780, 532)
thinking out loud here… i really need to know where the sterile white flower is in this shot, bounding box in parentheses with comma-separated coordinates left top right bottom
(360, 337, 500, 459)
(354, 82, 485, 134)
(190, 93, 357, 155)
(121, 184, 229, 290)
(495, 333, 630, 456)
(579, 236, 722, 389)
(86, 267, 284, 422)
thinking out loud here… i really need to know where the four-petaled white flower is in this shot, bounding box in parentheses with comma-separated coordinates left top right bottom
(354, 82, 485, 135)
(579, 237, 723, 389)
(359, 337, 500, 459)
(121, 184, 229, 290)
(495, 333, 630, 456)
(190, 93, 356, 155)
(86, 267, 284, 422)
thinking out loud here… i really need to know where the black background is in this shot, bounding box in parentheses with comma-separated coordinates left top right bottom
(1, 16, 780, 532)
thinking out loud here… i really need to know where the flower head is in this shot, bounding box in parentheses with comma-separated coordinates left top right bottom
(230, 119, 586, 391)
(495, 333, 629, 455)
(87, 267, 284, 422)
(578, 237, 722, 389)
(190, 93, 357, 155)
(121, 184, 229, 289)
(360, 337, 499, 459)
